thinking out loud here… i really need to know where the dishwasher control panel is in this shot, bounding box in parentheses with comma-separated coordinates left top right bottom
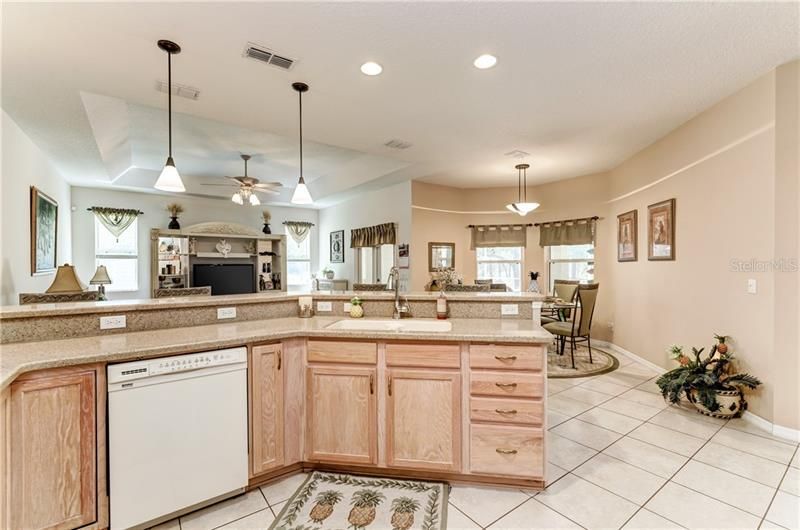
(108, 347, 247, 384)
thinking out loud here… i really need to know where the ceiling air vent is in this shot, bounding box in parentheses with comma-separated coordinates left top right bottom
(156, 81, 200, 100)
(384, 139, 413, 150)
(243, 43, 296, 71)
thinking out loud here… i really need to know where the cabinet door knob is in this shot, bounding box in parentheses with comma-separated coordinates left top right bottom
(495, 408, 518, 415)
(388, 376, 392, 396)
(495, 382, 518, 389)
(277, 351, 282, 370)
(494, 355, 517, 362)
(369, 374, 374, 394)
(495, 448, 518, 455)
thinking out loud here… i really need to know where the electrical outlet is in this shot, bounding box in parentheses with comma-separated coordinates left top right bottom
(217, 307, 237, 319)
(343, 302, 352, 312)
(100, 315, 126, 330)
(317, 301, 332, 312)
(747, 279, 758, 294)
(501, 304, 519, 316)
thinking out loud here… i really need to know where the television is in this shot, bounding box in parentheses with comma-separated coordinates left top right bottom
(192, 264, 255, 295)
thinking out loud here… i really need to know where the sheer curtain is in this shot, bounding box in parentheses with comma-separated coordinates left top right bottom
(89, 207, 141, 241)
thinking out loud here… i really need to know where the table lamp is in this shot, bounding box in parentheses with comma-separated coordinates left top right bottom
(89, 265, 112, 301)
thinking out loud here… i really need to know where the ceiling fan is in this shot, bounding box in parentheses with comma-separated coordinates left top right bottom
(202, 154, 283, 205)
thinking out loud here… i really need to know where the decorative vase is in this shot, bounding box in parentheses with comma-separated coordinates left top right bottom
(325, 270, 335, 280)
(168, 216, 180, 229)
(262, 223, 271, 234)
(350, 305, 364, 318)
(687, 387, 744, 419)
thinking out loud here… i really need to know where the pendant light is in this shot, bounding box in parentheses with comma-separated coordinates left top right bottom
(506, 163, 540, 216)
(154, 39, 186, 192)
(290, 82, 313, 205)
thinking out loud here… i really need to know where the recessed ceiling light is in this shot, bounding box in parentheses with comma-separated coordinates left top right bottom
(473, 54, 497, 69)
(360, 61, 383, 76)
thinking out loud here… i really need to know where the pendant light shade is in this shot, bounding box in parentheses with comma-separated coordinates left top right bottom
(291, 82, 313, 205)
(154, 40, 186, 193)
(505, 163, 539, 216)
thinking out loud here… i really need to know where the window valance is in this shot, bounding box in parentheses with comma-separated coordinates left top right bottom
(470, 224, 528, 249)
(537, 217, 596, 247)
(351, 222, 396, 248)
(282, 221, 314, 244)
(89, 207, 142, 239)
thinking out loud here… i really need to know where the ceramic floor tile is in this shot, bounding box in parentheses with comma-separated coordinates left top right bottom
(574, 453, 666, 505)
(216, 508, 275, 529)
(180, 490, 268, 530)
(487, 498, 582, 529)
(619, 388, 669, 409)
(765, 491, 800, 529)
(547, 431, 598, 470)
(579, 377, 632, 396)
(617, 364, 662, 379)
(634, 378, 663, 395)
(602, 371, 652, 388)
(269, 501, 286, 517)
(448, 484, 529, 527)
(712, 427, 796, 464)
(548, 379, 574, 395)
(603, 436, 688, 478)
(672, 460, 776, 517)
(760, 520, 790, 530)
(259, 472, 308, 505)
(599, 397, 664, 421)
(547, 409, 572, 428)
(645, 482, 760, 529)
(648, 408, 722, 439)
(557, 385, 614, 406)
(446, 504, 483, 529)
(693, 442, 788, 488)
(548, 394, 595, 417)
(628, 423, 705, 457)
(551, 418, 622, 451)
(726, 418, 798, 444)
(791, 450, 799, 469)
(780, 466, 800, 496)
(546, 461, 569, 485)
(537, 473, 638, 529)
(623, 509, 685, 529)
(578, 407, 643, 434)
(149, 519, 180, 530)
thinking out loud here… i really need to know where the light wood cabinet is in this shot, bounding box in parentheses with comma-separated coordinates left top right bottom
(306, 365, 377, 465)
(7, 367, 100, 530)
(386, 369, 461, 472)
(250, 344, 284, 476)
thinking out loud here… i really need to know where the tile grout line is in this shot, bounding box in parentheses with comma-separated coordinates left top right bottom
(447, 501, 486, 529)
(758, 444, 800, 528)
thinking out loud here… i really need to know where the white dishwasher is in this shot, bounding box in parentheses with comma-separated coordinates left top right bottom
(108, 347, 249, 530)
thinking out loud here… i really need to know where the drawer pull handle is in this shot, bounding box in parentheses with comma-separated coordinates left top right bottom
(495, 382, 518, 389)
(369, 374, 374, 394)
(495, 408, 518, 415)
(494, 355, 517, 361)
(496, 448, 518, 455)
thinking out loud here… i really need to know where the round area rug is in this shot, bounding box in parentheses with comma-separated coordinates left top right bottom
(547, 342, 619, 378)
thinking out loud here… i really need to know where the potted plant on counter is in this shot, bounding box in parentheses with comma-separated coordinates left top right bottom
(656, 338, 761, 419)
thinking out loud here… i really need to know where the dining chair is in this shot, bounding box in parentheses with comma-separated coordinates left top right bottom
(543, 283, 600, 369)
(540, 279, 580, 325)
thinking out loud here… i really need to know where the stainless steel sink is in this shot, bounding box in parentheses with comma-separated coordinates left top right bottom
(325, 318, 452, 332)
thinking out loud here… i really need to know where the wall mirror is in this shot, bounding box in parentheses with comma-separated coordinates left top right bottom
(428, 242, 455, 271)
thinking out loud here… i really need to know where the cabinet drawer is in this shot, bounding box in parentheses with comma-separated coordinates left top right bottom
(307, 340, 377, 364)
(469, 344, 543, 371)
(470, 397, 543, 426)
(470, 424, 543, 478)
(470, 371, 543, 398)
(386, 343, 460, 368)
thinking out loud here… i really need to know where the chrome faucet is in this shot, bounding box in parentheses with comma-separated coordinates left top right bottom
(387, 266, 410, 319)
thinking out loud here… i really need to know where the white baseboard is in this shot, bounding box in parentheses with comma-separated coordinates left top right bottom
(597, 341, 800, 444)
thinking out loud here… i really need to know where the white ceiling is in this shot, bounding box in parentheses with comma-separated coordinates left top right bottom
(2, 2, 798, 206)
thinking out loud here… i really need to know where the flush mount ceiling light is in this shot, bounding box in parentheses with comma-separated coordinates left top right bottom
(154, 39, 186, 193)
(506, 163, 540, 216)
(473, 54, 497, 69)
(291, 82, 313, 205)
(360, 61, 383, 76)
(201, 154, 282, 206)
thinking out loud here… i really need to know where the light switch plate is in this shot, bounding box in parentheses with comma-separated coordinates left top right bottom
(747, 279, 757, 294)
(343, 302, 352, 312)
(100, 315, 126, 330)
(501, 304, 519, 316)
(217, 307, 237, 319)
(317, 301, 333, 312)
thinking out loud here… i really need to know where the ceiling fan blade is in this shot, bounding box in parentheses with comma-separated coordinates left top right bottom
(254, 182, 283, 189)
(201, 183, 238, 187)
(253, 188, 281, 196)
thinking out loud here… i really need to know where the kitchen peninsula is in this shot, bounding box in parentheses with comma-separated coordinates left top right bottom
(0, 291, 551, 530)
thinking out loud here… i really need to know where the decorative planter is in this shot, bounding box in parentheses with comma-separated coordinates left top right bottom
(325, 271, 335, 280)
(262, 223, 271, 235)
(168, 216, 181, 229)
(350, 305, 364, 318)
(687, 387, 745, 419)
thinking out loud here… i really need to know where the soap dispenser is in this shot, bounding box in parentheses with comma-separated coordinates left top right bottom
(436, 289, 448, 320)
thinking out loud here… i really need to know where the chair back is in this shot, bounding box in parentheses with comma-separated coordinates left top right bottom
(574, 283, 599, 336)
(553, 279, 579, 302)
(353, 283, 389, 291)
(444, 284, 490, 292)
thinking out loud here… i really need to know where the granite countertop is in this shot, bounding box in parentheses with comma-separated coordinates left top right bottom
(0, 316, 551, 390)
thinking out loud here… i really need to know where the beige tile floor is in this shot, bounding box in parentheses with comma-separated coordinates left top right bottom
(151, 352, 799, 530)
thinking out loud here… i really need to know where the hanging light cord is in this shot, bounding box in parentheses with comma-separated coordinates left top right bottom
(523, 165, 527, 202)
(298, 88, 304, 180)
(167, 51, 172, 158)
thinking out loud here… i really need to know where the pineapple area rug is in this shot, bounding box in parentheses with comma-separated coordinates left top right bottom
(547, 342, 619, 378)
(270, 471, 448, 530)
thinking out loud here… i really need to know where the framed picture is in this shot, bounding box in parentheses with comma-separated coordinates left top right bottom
(428, 242, 455, 271)
(648, 198, 676, 260)
(30, 186, 58, 275)
(617, 210, 638, 262)
(329, 230, 344, 263)
(398, 243, 410, 269)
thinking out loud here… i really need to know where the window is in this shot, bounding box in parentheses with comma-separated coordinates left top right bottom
(476, 247, 523, 292)
(95, 218, 138, 292)
(547, 243, 595, 292)
(286, 228, 312, 290)
(356, 244, 395, 284)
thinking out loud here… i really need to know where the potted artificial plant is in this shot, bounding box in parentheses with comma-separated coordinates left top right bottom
(322, 266, 335, 280)
(656, 337, 761, 419)
(166, 203, 183, 229)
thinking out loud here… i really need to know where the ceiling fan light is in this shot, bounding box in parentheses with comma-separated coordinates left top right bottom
(249, 193, 261, 206)
(291, 177, 313, 205)
(515, 202, 540, 215)
(155, 157, 185, 192)
(231, 192, 243, 205)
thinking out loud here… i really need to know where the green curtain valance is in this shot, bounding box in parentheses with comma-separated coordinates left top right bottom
(470, 224, 528, 249)
(538, 217, 596, 247)
(89, 207, 141, 239)
(351, 222, 396, 248)
(282, 221, 314, 244)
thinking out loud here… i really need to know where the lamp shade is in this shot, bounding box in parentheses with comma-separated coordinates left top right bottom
(155, 157, 185, 192)
(46, 264, 87, 293)
(291, 177, 313, 205)
(90, 265, 112, 285)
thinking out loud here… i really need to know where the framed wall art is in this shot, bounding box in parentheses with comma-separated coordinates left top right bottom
(329, 230, 344, 263)
(617, 210, 638, 262)
(648, 198, 675, 261)
(30, 186, 58, 275)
